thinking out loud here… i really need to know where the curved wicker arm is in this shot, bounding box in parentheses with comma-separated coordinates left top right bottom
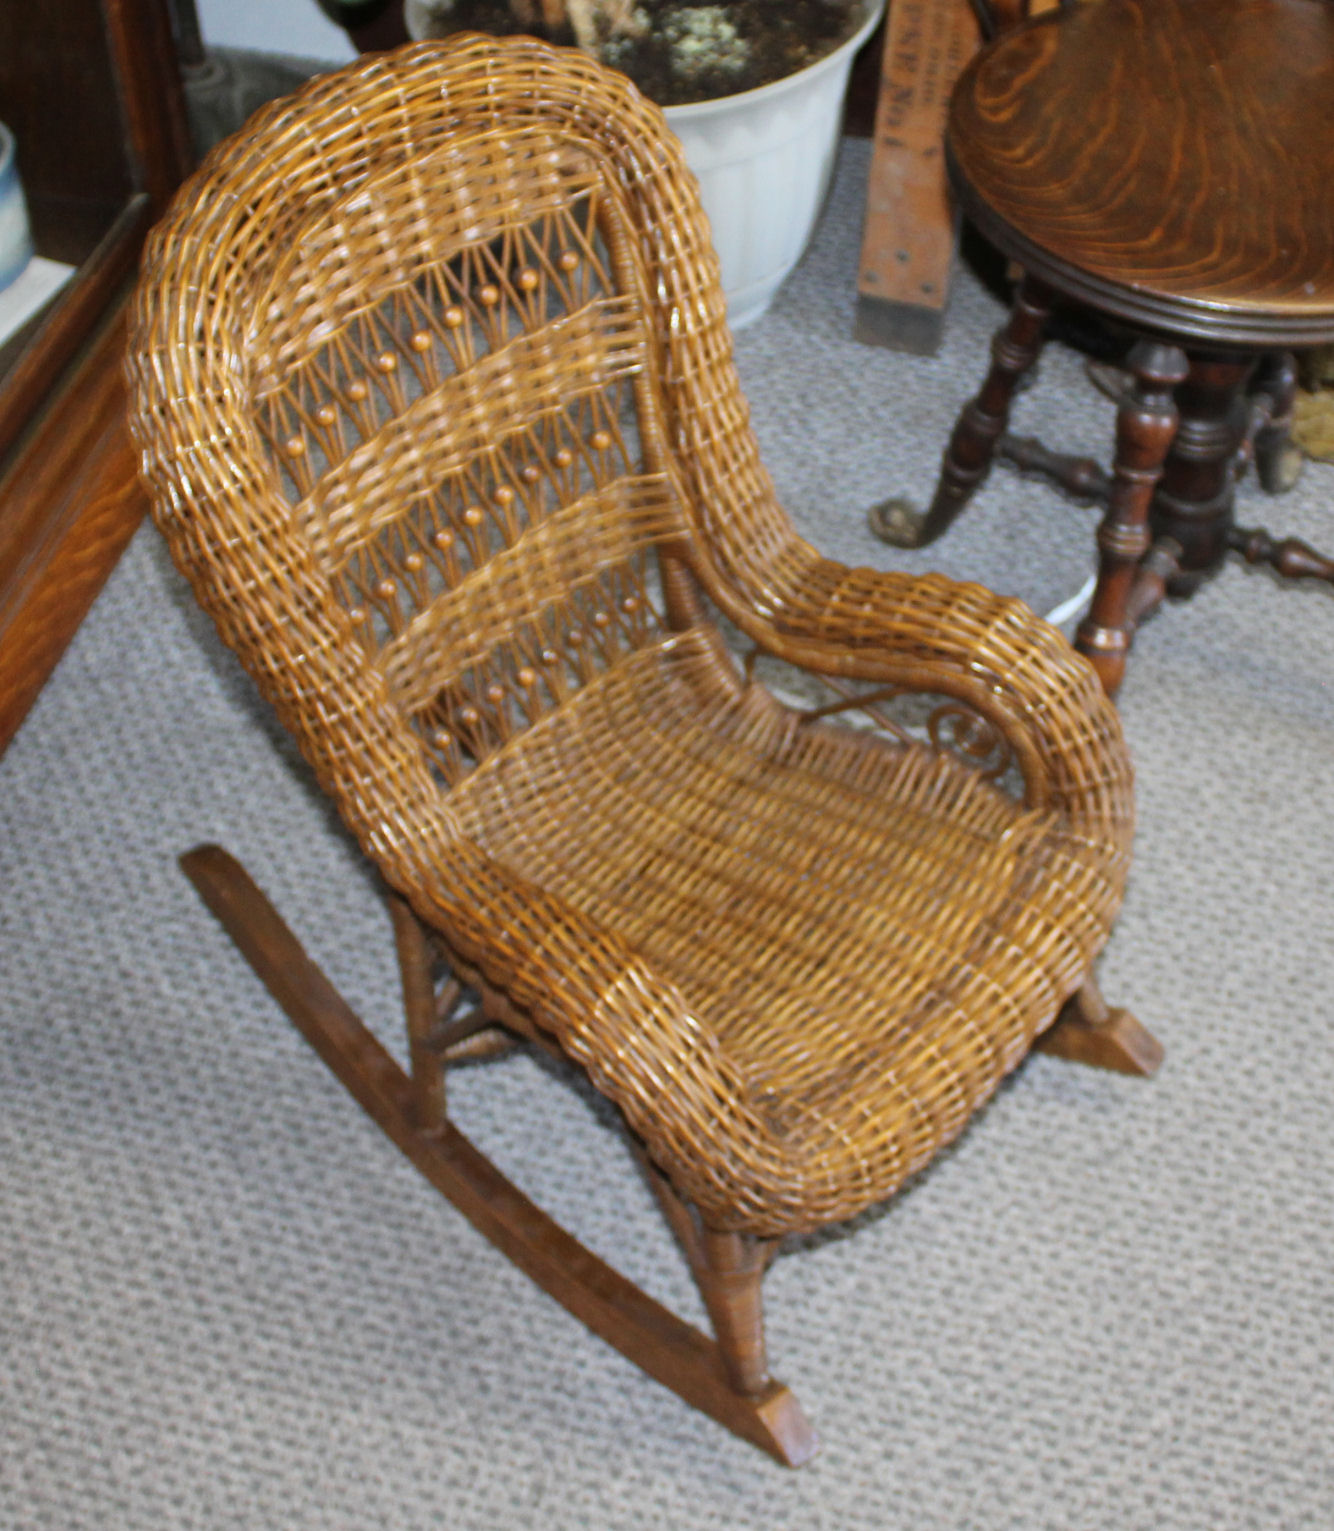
(681, 530, 1132, 856)
(402, 834, 816, 1235)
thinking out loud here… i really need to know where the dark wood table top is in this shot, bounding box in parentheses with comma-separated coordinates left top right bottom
(948, 0, 1334, 346)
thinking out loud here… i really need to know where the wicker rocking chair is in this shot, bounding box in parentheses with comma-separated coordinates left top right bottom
(127, 35, 1160, 1464)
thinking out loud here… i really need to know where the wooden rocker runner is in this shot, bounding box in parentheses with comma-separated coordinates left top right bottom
(128, 36, 1160, 1464)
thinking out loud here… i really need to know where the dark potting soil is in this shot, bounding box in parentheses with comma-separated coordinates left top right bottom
(418, 2, 863, 106)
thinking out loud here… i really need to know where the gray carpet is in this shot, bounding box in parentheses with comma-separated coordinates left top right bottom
(3, 139, 1333, 1530)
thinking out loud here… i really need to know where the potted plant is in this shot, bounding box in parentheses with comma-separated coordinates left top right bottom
(405, 0, 886, 326)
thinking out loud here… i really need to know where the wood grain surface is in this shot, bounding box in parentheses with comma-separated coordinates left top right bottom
(948, 0, 1334, 344)
(0, 306, 147, 758)
(854, 0, 979, 355)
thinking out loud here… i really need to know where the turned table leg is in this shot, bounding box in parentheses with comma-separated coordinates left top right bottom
(1076, 340, 1189, 696)
(1249, 351, 1304, 494)
(868, 275, 1053, 548)
(1149, 350, 1255, 593)
(1173, 350, 1334, 588)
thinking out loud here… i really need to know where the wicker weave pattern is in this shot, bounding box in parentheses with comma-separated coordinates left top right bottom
(381, 474, 679, 711)
(251, 138, 609, 386)
(128, 36, 1134, 1238)
(286, 294, 650, 567)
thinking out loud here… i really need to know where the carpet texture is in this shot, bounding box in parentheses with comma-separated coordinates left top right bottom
(3, 139, 1332, 1531)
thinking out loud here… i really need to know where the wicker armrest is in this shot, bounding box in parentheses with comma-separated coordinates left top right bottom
(694, 533, 1132, 849)
(788, 559, 1131, 841)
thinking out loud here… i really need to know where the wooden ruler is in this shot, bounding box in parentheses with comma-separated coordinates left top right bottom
(854, 0, 981, 355)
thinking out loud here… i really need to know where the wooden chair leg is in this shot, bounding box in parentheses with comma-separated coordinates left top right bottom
(180, 844, 818, 1467)
(388, 892, 449, 1132)
(1036, 974, 1164, 1076)
(696, 1229, 773, 1396)
(868, 273, 1053, 549)
(637, 1149, 779, 1398)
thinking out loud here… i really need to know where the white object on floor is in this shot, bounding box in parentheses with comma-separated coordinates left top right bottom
(1043, 571, 1098, 630)
(0, 255, 75, 349)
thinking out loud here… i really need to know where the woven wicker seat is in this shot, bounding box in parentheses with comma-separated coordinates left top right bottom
(127, 35, 1157, 1464)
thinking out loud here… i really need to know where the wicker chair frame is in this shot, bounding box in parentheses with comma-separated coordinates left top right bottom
(127, 35, 1159, 1463)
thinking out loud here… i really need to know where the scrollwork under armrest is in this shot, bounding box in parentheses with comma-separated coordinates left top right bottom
(690, 536, 1132, 853)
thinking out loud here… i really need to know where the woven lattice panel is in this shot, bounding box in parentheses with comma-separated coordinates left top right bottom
(246, 131, 683, 784)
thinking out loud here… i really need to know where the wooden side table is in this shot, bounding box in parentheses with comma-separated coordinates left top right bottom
(871, 0, 1334, 695)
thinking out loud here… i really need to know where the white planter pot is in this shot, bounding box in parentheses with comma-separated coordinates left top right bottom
(663, 0, 884, 328)
(405, 4, 886, 327)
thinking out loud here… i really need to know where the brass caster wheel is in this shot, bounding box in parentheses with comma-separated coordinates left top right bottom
(867, 497, 933, 549)
(1256, 437, 1304, 495)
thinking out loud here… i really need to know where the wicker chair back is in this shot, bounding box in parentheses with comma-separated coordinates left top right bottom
(130, 38, 734, 833)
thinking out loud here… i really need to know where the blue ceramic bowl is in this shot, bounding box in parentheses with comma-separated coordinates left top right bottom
(0, 123, 34, 292)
